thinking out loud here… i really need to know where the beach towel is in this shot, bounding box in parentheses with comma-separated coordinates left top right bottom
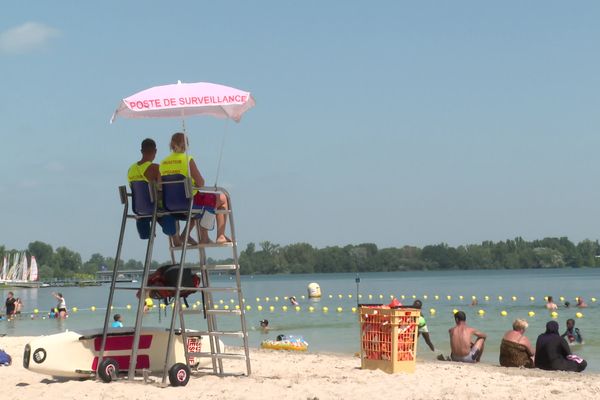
(499, 339, 533, 368)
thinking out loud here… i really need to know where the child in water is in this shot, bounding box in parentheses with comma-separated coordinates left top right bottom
(111, 314, 124, 328)
(260, 319, 270, 333)
(561, 318, 583, 344)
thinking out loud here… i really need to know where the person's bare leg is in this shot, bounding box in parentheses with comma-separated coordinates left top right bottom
(181, 220, 198, 245)
(199, 227, 211, 244)
(216, 193, 231, 243)
(473, 338, 485, 362)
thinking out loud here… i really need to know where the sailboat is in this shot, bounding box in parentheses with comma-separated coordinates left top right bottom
(0, 251, 45, 288)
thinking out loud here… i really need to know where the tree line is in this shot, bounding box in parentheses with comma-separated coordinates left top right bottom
(1, 236, 599, 280)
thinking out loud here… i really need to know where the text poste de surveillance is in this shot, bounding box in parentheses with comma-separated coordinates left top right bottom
(126, 95, 248, 110)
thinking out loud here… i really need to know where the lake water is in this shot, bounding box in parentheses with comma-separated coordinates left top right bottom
(2, 268, 599, 371)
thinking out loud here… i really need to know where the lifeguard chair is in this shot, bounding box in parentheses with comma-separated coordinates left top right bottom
(97, 178, 251, 386)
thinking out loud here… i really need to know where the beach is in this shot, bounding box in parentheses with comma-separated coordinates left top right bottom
(2, 336, 600, 400)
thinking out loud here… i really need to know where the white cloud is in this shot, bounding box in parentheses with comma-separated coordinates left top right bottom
(0, 22, 60, 54)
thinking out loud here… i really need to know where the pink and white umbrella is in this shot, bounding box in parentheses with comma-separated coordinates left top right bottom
(110, 81, 255, 123)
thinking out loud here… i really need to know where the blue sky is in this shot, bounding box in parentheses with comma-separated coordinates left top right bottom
(1, 2, 600, 261)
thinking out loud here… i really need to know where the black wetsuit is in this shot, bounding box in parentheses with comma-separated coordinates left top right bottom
(535, 326, 586, 372)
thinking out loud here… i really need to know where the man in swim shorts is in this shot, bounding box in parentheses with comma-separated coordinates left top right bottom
(449, 311, 486, 363)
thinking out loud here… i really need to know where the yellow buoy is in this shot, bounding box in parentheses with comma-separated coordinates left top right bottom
(447, 295, 452, 300)
(257, 305, 263, 311)
(301, 295, 306, 300)
(72, 307, 78, 313)
(576, 312, 583, 318)
(459, 295, 464, 300)
(500, 310, 507, 317)
(295, 306, 301, 312)
(213, 305, 219, 309)
(282, 305, 288, 312)
(471, 295, 477, 300)
(429, 308, 436, 315)
(182, 304, 187, 309)
(110, 305, 114, 310)
(275, 296, 279, 301)
(308, 306, 315, 312)
(351, 307, 357, 313)
(478, 309, 485, 316)
(337, 307, 343, 313)
(219, 299, 224, 304)
(126, 304, 132, 310)
(358, 294, 363, 299)
(423, 295, 428, 300)
(411, 294, 416, 299)
(528, 311, 535, 317)
(90, 306, 96, 312)
(452, 309, 458, 314)
(498, 296, 503, 301)
(530, 296, 535, 302)
(160, 303, 166, 309)
(246, 305, 251, 311)
(230, 299, 235, 304)
(33, 308, 39, 314)
(435, 295, 440, 300)
(265, 297, 270, 302)
(379, 294, 384, 299)
(591, 297, 596, 302)
(484, 296, 489, 301)
(368, 294, 373, 299)
(348, 294, 353, 299)
(269, 305, 274, 312)
(328, 294, 333, 299)
(551, 311, 558, 319)
(235, 305, 240, 310)
(256, 297, 260, 302)
(192, 304, 197, 309)
(389, 294, 394, 299)
(338, 294, 343, 299)
(511, 296, 517, 301)
(400, 295, 405, 300)
(323, 306, 329, 313)
(559, 296, 565, 302)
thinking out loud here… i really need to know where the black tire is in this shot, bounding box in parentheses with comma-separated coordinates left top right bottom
(98, 358, 119, 383)
(168, 363, 191, 387)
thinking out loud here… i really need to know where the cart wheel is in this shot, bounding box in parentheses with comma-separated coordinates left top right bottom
(98, 358, 119, 383)
(168, 363, 190, 387)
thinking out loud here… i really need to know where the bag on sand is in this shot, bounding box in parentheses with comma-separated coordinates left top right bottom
(0, 349, 11, 366)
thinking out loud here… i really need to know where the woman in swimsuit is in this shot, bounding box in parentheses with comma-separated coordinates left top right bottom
(52, 292, 67, 319)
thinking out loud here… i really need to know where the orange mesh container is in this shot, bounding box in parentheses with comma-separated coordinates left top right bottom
(359, 306, 420, 373)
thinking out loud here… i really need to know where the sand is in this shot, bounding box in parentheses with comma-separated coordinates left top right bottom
(1, 336, 600, 400)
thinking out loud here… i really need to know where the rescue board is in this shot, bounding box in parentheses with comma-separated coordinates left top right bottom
(23, 327, 223, 379)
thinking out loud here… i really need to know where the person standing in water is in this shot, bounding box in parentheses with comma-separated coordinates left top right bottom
(52, 292, 67, 319)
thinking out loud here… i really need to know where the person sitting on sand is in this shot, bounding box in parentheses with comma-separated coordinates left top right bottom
(499, 319, 534, 368)
(561, 318, 583, 345)
(412, 300, 435, 352)
(535, 320, 586, 372)
(159, 132, 232, 244)
(545, 296, 558, 310)
(449, 311, 486, 363)
(576, 297, 587, 308)
(111, 314, 124, 328)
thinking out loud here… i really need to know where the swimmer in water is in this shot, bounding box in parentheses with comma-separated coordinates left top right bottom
(561, 318, 583, 344)
(260, 319, 270, 333)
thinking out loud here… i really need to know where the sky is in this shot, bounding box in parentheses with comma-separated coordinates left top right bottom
(1, 1, 600, 262)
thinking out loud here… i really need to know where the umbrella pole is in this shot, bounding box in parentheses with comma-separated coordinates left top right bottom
(214, 119, 229, 187)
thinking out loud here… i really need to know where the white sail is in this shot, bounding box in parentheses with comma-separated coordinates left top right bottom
(1, 256, 7, 281)
(29, 255, 39, 281)
(20, 253, 29, 281)
(6, 252, 19, 280)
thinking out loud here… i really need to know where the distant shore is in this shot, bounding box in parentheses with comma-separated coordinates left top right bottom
(2, 336, 600, 399)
